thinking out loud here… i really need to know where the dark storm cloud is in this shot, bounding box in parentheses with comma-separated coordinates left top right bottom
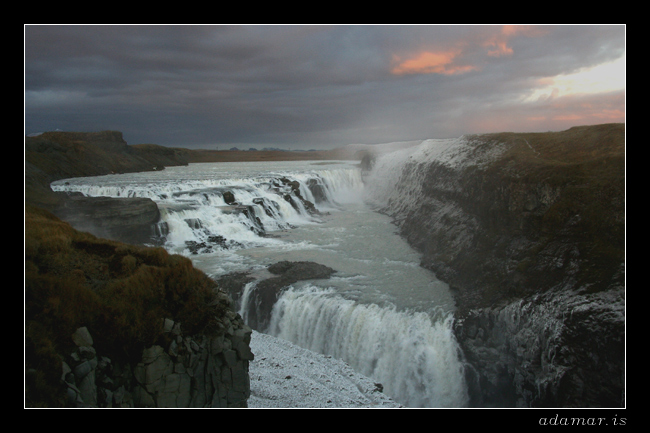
(24, 25, 625, 149)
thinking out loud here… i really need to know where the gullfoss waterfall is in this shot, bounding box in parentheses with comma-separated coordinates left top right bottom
(52, 157, 469, 408)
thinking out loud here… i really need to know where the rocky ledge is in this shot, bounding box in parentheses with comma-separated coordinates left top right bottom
(217, 261, 336, 331)
(53, 194, 162, 245)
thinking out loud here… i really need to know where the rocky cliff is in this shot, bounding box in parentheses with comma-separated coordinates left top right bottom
(25, 125, 625, 408)
(363, 123, 625, 407)
(61, 320, 253, 407)
(24, 132, 256, 407)
(25, 205, 254, 407)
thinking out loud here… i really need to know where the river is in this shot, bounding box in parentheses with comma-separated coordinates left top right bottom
(51, 158, 469, 407)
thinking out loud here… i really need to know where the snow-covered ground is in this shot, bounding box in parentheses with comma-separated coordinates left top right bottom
(247, 331, 402, 408)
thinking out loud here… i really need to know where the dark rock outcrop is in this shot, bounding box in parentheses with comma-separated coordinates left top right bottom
(306, 178, 329, 203)
(53, 194, 161, 245)
(25, 131, 190, 245)
(258, 261, 336, 293)
(369, 124, 625, 407)
(62, 319, 253, 408)
(216, 272, 256, 306)
(455, 287, 624, 408)
(272, 177, 321, 216)
(25, 206, 253, 407)
(223, 191, 236, 205)
(219, 261, 336, 331)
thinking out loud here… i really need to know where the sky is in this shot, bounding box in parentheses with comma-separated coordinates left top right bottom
(24, 24, 626, 150)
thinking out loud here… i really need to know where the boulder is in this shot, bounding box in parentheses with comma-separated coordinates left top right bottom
(222, 191, 236, 205)
(71, 327, 94, 347)
(226, 261, 335, 331)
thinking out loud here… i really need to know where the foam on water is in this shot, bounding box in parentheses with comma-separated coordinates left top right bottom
(264, 284, 468, 407)
(51, 158, 470, 407)
(52, 161, 364, 253)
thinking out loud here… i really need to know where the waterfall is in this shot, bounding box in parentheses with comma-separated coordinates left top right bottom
(51, 162, 365, 255)
(52, 158, 471, 408)
(361, 135, 509, 217)
(264, 284, 469, 408)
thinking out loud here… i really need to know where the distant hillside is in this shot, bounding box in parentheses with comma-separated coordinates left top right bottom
(25, 130, 357, 210)
(183, 147, 357, 163)
(25, 131, 186, 208)
(25, 131, 188, 179)
(25, 131, 182, 208)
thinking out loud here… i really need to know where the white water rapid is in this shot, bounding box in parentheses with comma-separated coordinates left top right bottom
(51, 157, 470, 408)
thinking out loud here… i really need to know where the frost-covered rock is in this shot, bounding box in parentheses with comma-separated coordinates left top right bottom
(361, 124, 625, 407)
(248, 331, 401, 408)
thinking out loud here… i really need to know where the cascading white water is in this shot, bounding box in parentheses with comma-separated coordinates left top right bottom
(362, 135, 508, 217)
(52, 161, 364, 254)
(51, 156, 470, 408)
(264, 284, 468, 408)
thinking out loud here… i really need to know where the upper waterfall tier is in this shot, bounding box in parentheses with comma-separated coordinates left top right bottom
(51, 161, 365, 254)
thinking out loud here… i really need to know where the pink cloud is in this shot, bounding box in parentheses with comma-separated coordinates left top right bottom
(483, 25, 547, 57)
(446, 90, 624, 136)
(390, 25, 548, 76)
(391, 50, 477, 76)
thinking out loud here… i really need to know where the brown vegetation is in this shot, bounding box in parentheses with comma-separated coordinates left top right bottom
(25, 205, 230, 407)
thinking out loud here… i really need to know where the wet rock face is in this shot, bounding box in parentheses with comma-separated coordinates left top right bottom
(218, 261, 336, 332)
(374, 126, 625, 407)
(405, 165, 625, 407)
(455, 287, 625, 408)
(63, 321, 254, 408)
(53, 194, 161, 245)
(306, 178, 329, 203)
(397, 158, 624, 313)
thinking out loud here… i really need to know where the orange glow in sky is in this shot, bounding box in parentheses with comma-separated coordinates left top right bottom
(388, 25, 624, 131)
(391, 50, 477, 76)
(390, 25, 548, 76)
(484, 25, 546, 57)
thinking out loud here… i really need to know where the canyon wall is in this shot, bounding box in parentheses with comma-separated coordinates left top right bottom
(363, 124, 625, 407)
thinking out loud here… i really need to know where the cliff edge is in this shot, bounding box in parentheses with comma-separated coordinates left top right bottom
(25, 205, 254, 407)
(364, 123, 625, 407)
(24, 132, 255, 407)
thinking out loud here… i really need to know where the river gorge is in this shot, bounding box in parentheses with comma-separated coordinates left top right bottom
(26, 125, 625, 407)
